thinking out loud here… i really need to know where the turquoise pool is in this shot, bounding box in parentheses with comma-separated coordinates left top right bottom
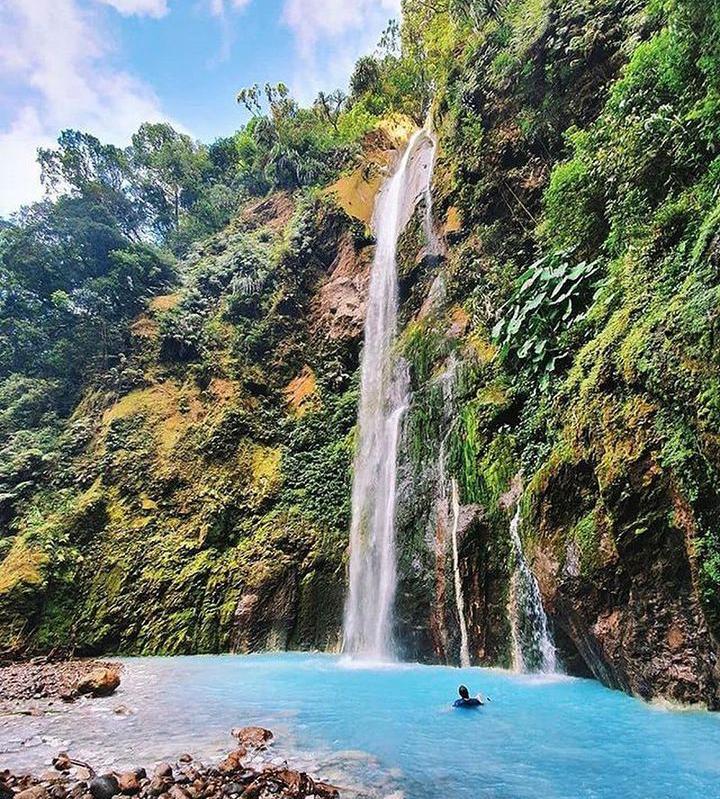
(2, 653, 719, 798)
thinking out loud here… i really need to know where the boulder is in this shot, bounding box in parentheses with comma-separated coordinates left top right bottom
(115, 772, 140, 795)
(313, 782, 340, 799)
(16, 787, 49, 799)
(229, 728, 273, 750)
(153, 765, 173, 780)
(77, 668, 120, 698)
(217, 748, 247, 774)
(0, 784, 15, 799)
(147, 777, 171, 797)
(88, 775, 119, 799)
(53, 754, 72, 772)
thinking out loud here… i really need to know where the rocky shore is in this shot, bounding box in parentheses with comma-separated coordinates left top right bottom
(0, 659, 122, 705)
(0, 727, 339, 799)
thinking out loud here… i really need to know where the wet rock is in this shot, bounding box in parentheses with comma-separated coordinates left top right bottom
(147, 778, 172, 797)
(53, 754, 73, 772)
(9, 728, 341, 799)
(234, 771, 256, 788)
(313, 782, 340, 799)
(177, 756, 192, 764)
(88, 775, 119, 799)
(77, 668, 121, 698)
(0, 659, 120, 703)
(116, 773, 140, 795)
(16, 787, 49, 799)
(218, 748, 247, 774)
(153, 766, 173, 781)
(230, 728, 273, 750)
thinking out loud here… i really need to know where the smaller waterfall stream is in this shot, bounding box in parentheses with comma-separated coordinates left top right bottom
(436, 355, 471, 668)
(449, 478, 471, 668)
(507, 503, 557, 673)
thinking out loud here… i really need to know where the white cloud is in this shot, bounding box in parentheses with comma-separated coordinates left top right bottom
(0, 108, 53, 213)
(97, 0, 169, 17)
(283, 0, 400, 59)
(207, 0, 251, 18)
(280, 0, 401, 100)
(0, 0, 178, 217)
(205, 0, 252, 64)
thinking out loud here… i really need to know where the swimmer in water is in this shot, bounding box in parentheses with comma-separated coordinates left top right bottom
(452, 684, 484, 708)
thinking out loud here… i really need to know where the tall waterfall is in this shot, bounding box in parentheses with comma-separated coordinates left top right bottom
(507, 503, 557, 673)
(343, 129, 437, 660)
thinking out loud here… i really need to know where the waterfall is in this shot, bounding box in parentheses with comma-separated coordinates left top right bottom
(343, 129, 437, 660)
(507, 503, 557, 673)
(449, 478, 471, 668)
(435, 355, 471, 668)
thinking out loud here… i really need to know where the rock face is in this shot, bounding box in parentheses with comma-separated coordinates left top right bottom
(533, 490, 720, 708)
(313, 233, 372, 342)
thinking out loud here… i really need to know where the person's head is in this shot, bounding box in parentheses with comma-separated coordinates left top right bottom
(458, 685, 469, 700)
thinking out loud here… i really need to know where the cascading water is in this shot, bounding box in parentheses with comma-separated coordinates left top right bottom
(436, 356, 471, 668)
(507, 503, 557, 673)
(449, 478, 471, 668)
(343, 129, 437, 660)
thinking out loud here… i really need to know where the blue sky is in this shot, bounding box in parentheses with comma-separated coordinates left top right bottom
(0, 0, 400, 215)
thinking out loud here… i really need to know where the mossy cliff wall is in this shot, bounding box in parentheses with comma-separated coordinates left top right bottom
(391, 0, 720, 707)
(0, 187, 367, 656)
(2, 0, 720, 709)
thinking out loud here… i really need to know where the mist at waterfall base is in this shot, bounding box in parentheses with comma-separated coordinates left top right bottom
(4, 654, 720, 799)
(343, 130, 436, 660)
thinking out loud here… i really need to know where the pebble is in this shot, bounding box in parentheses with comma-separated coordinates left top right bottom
(1, 726, 340, 799)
